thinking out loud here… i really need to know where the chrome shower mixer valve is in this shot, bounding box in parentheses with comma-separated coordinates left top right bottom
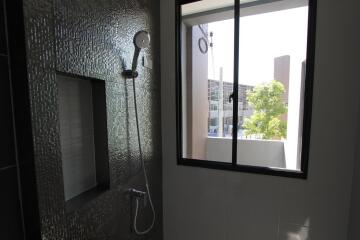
(127, 188, 146, 198)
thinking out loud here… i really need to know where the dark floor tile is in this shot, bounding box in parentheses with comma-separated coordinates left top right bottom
(0, 0, 6, 54)
(0, 167, 24, 240)
(0, 56, 15, 168)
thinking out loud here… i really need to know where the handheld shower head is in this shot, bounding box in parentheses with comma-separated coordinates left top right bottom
(131, 31, 150, 73)
(121, 30, 151, 79)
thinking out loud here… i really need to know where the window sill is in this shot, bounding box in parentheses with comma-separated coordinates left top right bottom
(177, 158, 307, 179)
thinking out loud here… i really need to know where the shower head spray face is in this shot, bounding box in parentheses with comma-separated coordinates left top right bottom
(134, 30, 150, 49)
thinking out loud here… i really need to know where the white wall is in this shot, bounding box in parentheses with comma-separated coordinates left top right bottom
(161, 0, 360, 239)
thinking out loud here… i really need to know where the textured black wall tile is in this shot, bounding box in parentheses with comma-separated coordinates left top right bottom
(23, 0, 81, 238)
(0, 0, 6, 54)
(0, 56, 15, 169)
(22, 0, 162, 239)
(0, 167, 24, 240)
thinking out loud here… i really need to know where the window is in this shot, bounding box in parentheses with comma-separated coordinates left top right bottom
(176, 0, 317, 178)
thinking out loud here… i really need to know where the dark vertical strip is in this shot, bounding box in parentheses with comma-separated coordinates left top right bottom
(2, 0, 25, 238)
(0, 0, 6, 55)
(232, 0, 240, 165)
(301, 0, 317, 177)
(5, 0, 42, 238)
(176, 0, 183, 163)
(92, 80, 110, 190)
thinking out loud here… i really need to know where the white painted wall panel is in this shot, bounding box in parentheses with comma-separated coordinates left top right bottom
(161, 0, 360, 239)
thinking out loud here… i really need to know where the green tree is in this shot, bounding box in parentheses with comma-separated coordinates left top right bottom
(243, 80, 287, 139)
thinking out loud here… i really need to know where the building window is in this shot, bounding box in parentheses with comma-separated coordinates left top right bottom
(176, 0, 316, 178)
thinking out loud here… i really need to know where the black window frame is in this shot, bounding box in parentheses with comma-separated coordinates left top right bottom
(175, 0, 317, 179)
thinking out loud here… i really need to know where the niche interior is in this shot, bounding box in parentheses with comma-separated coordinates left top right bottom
(57, 72, 110, 212)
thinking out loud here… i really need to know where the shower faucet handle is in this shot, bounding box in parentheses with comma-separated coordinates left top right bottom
(126, 188, 146, 199)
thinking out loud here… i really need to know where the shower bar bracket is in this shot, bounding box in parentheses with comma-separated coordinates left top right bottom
(122, 70, 139, 79)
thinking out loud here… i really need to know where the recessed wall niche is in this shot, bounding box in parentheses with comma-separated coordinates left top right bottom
(57, 73, 109, 212)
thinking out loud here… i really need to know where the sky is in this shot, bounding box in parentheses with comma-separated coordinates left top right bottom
(207, 7, 309, 86)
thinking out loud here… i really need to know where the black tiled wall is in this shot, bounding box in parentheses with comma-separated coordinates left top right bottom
(0, 0, 25, 239)
(1, 0, 162, 238)
(22, 0, 163, 239)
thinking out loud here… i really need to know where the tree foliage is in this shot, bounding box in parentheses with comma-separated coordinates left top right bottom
(243, 80, 287, 139)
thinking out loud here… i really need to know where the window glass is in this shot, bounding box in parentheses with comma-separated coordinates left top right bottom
(235, 1, 309, 170)
(178, 0, 315, 177)
(181, 0, 235, 162)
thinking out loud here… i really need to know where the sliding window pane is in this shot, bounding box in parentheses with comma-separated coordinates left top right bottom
(181, 0, 234, 162)
(237, 0, 309, 170)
